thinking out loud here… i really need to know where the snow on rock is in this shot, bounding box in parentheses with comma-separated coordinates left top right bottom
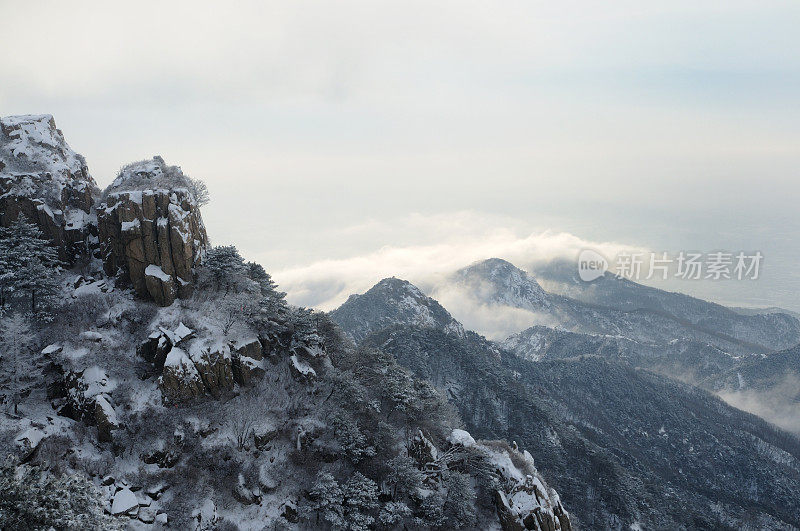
(97, 156, 208, 306)
(188, 338, 234, 398)
(80, 330, 104, 342)
(15, 427, 45, 452)
(0, 114, 98, 262)
(81, 366, 117, 398)
(41, 343, 62, 355)
(160, 347, 205, 403)
(447, 428, 476, 448)
(146, 264, 171, 282)
(111, 487, 139, 516)
(289, 354, 316, 380)
(469, 439, 572, 531)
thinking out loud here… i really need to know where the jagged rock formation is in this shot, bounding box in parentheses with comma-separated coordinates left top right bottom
(97, 157, 208, 305)
(447, 429, 571, 531)
(138, 323, 318, 403)
(0, 114, 98, 262)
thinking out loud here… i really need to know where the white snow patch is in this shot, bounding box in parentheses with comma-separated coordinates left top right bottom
(447, 428, 476, 448)
(145, 265, 171, 282)
(111, 487, 138, 515)
(290, 355, 316, 377)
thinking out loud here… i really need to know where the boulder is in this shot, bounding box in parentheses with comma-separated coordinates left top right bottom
(111, 487, 139, 516)
(138, 506, 157, 524)
(232, 355, 265, 387)
(137, 331, 171, 368)
(233, 337, 263, 361)
(288, 354, 316, 382)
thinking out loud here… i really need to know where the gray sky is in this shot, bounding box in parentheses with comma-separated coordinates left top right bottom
(2, 0, 799, 311)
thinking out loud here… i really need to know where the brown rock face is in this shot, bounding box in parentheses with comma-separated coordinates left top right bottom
(159, 347, 206, 404)
(98, 187, 208, 305)
(0, 114, 99, 262)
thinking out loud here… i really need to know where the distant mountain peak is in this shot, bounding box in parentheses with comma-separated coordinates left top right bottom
(330, 277, 465, 343)
(453, 257, 551, 311)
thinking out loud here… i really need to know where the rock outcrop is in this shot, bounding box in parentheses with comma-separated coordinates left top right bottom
(446, 430, 572, 531)
(143, 324, 277, 402)
(97, 157, 208, 305)
(0, 114, 98, 262)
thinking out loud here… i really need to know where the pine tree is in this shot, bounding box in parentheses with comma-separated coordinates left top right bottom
(245, 261, 284, 298)
(306, 471, 345, 528)
(343, 472, 378, 531)
(0, 216, 61, 314)
(0, 313, 38, 414)
(386, 455, 424, 498)
(202, 245, 246, 292)
(0, 458, 121, 530)
(378, 501, 412, 526)
(0, 235, 11, 307)
(443, 472, 477, 528)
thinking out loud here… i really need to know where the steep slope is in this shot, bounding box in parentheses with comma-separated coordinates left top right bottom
(333, 279, 800, 529)
(0, 114, 98, 262)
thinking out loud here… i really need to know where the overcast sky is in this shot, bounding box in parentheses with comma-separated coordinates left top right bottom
(2, 0, 799, 311)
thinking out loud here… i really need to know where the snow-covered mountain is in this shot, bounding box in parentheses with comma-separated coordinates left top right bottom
(451, 257, 551, 311)
(332, 277, 800, 529)
(533, 258, 800, 351)
(329, 277, 465, 343)
(0, 115, 572, 530)
(0, 114, 98, 262)
(447, 258, 800, 355)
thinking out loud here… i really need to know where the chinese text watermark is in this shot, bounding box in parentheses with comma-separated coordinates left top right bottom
(578, 249, 763, 282)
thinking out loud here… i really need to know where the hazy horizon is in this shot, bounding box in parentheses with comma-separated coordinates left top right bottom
(3, 0, 798, 312)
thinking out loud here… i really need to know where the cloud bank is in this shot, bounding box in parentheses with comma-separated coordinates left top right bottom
(273, 213, 645, 315)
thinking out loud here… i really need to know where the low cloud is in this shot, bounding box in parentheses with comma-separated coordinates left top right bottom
(273, 213, 645, 317)
(717, 373, 800, 435)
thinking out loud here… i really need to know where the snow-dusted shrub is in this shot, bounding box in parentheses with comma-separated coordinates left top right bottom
(0, 458, 121, 530)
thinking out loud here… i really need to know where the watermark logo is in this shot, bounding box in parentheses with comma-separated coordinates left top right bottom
(578, 249, 763, 282)
(578, 249, 608, 282)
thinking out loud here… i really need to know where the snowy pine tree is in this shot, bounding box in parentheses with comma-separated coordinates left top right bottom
(0, 458, 120, 530)
(378, 501, 413, 527)
(201, 245, 246, 292)
(443, 472, 477, 528)
(246, 261, 284, 299)
(386, 455, 424, 498)
(343, 472, 379, 531)
(0, 216, 60, 314)
(0, 313, 38, 414)
(305, 471, 345, 528)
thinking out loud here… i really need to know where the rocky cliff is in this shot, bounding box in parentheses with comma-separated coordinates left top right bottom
(0, 114, 98, 262)
(97, 157, 208, 305)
